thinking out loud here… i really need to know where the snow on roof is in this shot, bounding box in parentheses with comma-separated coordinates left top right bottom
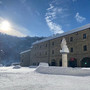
(20, 49, 31, 54)
(33, 24, 90, 45)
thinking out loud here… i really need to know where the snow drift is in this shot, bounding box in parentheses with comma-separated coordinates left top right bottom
(35, 66, 90, 76)
(13, 65, 21, 69)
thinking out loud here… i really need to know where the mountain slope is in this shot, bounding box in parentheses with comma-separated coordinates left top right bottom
(0, 33, 44, 65)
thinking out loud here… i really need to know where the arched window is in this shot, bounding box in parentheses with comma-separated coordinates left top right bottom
(59, 59, 62, 66)
(51, 59, 56, 66)
(68, 58, 77, 67)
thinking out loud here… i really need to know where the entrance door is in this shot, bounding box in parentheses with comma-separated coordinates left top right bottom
(68, 58, 77, 67)
(51, 59, 56, 66)
(59, 59, 62, 66)
(81, 57, 90, 67)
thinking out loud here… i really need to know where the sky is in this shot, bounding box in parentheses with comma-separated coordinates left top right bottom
(0, 0, 90, 37)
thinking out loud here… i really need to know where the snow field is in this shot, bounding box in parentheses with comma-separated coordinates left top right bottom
(0, 66, 90, 90)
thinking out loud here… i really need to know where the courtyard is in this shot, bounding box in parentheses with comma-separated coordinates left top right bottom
(0, 66, 90, 90)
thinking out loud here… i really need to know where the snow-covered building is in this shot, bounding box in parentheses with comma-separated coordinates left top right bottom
(20, 24, 90, 67)
(20, 49, 31, 66)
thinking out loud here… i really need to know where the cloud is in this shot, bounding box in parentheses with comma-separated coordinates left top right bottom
(45, 16, 63, 34)
(45, 4, 64, 34)
(75, 12, 86, 23)
(0, 17, 31, 37)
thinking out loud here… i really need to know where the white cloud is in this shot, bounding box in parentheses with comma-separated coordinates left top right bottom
(47, 4, 54, 11)
(45, 16, 63, 34)
(75, 12, 86, 23)
(0, 17, 31, 37)
(45, 4, 64, 34)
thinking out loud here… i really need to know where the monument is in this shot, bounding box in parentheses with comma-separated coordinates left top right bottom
(60, 38, 69, 67)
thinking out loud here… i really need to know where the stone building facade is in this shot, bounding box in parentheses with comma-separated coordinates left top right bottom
(20, 49, 31, 66)
(20, 24, 90, 67)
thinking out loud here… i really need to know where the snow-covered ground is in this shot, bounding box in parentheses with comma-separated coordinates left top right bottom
(36, 66, 90, 76)
(0, 66, 90, 90)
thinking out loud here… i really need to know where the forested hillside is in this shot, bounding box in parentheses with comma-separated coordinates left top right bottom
(0, 33, 44, 65)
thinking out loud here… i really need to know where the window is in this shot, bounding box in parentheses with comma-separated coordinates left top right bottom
(60, 40, 62, 43)
(83, 45, 87, 51)
(40, 46, 41, 48)
(37, 62, 39, 65)
(75, 32, 78, 35)
(45, 44, 47, 47)
(22, 60, 23, 62)
(45, 51, 47, 55)
(33, 63, 36, 65)
(83, 34, 86, 39)
(70, 37, 73, 42)
(52, 42, 54, 46)
(52, 50, 54, 54)
(70, 48, 73, 52)
(40, 52, 41, 55)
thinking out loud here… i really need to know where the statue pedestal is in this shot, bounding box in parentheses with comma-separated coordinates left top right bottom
(62, 53, 68, 67)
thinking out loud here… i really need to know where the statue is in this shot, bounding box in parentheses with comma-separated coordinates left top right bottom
(60, 38, 69, 67)
(60, 38, 69, 53)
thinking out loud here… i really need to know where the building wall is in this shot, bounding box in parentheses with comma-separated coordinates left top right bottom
(20, 27, 90, 67)
(30, 41, 50, 66)
(20, 50, 31, 66)
(30, 28, 90, 67)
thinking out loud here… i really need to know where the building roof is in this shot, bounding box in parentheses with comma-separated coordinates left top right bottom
(33, 24, 90, 45)
(20, 49, 31, 54)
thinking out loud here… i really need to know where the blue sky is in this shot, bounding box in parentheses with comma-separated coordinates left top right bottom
(0, 0, 90, 37)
